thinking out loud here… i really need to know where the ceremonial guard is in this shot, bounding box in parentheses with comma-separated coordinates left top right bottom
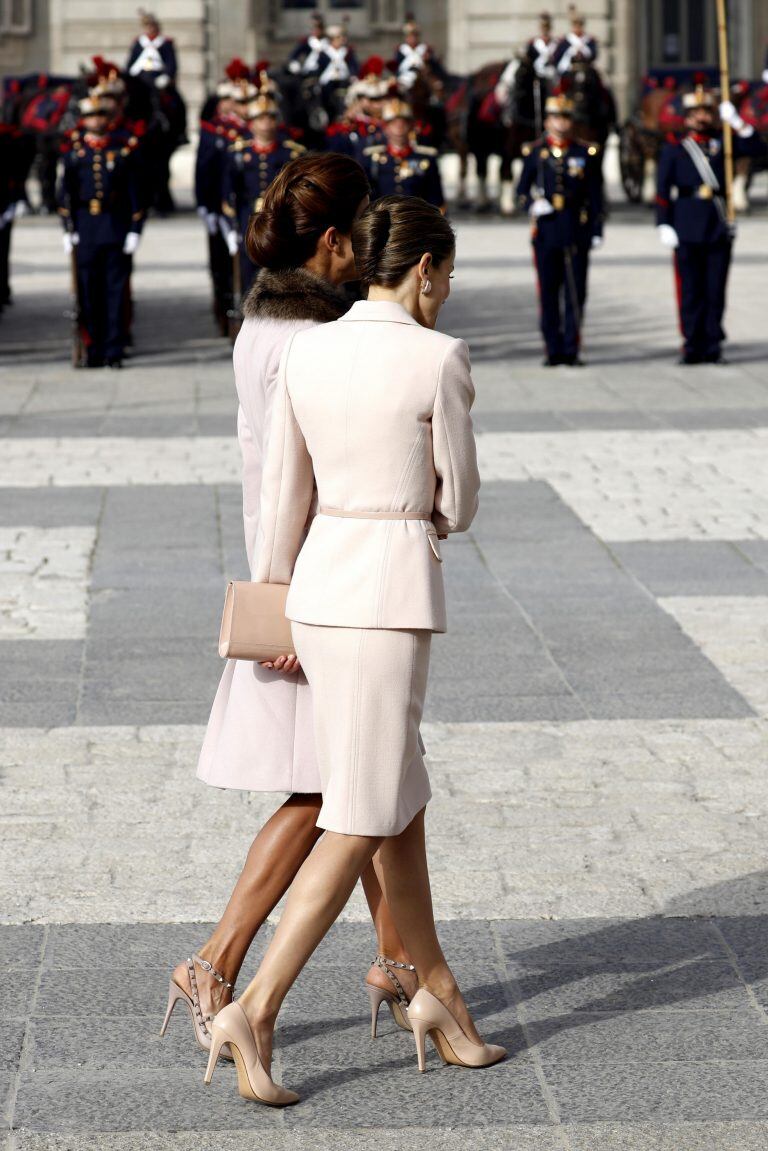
(316, 25, 359, 116)
(287, 12, 329, 76)
(526, 11, 558, 82)
(0, 119, 29, 313)
(220, 93, 304, 303)
(362, 99, 444, 209)
(127, 10, 177, 88)
(517, 94, 603, 366)
(656, 88, 767, 364)
(325, 57, 389, 157)
(553, 8, 598, 74)
(58, 95, 144, 368)
(393, 18, 446, 90)
(195, 75, 252, 335)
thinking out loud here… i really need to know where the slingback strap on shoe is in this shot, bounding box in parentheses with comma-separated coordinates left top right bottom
(374, 955, 415, 1006)
(159, 954, 235, 1055)
(408, 988, 507, 1072)
(366, 955, 416, 1037)
(192, 953, 235, 991)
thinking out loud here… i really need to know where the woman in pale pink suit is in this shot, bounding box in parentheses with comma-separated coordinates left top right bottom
(162, 156, 419, 1052)
(203, 196, 506, 1107)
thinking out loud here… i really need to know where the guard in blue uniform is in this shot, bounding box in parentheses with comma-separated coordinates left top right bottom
(58, 96, 144, 368)
(553, 9, 598, 74)
(126, 11, 177, 86)
(517, 94, 603, 366)
(220, 94, 305, 301)
(0, 120, 30, 313)
(195, 81, 252, 334)
(362, 99, 444, 208)
(656, 87, 767, 364)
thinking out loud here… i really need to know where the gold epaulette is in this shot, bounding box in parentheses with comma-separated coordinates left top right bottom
(414, 144, 437, 157)
(285, 139, 306, 153)
(363, 144, 385, 157)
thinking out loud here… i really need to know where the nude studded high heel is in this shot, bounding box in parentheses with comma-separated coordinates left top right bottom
(159, 953, 235, 1058)
(204, 1001, 299, 1107)
(365, 955, 415, 1036)
(408, 988, 507, 1072)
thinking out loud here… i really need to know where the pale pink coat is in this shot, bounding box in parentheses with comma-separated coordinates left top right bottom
(196, 311, 321, 792)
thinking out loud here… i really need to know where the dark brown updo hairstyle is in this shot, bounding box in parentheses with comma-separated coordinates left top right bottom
(351, 195, 455, 289)
(246, 152, 369, 270)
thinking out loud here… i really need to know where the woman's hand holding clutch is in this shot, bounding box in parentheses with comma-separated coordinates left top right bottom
(260, 654, 301, 674)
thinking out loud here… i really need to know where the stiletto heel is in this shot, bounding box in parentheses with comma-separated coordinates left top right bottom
(411, 1016, 429, 1073)
(366, 984, 390, 1038)
(203, 1031, 226, 1085)
(408, 988, 507, 1071)
(206, 1002, 299, 1107)
(364, 955, 414, 1034)
(159, 980, 185, 1036)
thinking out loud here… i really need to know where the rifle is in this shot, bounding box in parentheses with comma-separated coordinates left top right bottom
(68, 246, 84, 368)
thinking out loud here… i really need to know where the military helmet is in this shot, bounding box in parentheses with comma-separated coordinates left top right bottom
(545, 94, 574, 116)
(382, 98, 414, 122)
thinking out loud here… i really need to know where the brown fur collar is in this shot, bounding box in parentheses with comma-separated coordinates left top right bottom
(242, 268, 350, 323)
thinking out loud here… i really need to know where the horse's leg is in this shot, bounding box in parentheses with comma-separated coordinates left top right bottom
(499, 138, 516, 216)
(642, 138, 657, 205)
(475, 147, 490, 211)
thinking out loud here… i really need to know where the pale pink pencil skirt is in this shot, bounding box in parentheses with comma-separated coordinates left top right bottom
(291, 623, 432, 837)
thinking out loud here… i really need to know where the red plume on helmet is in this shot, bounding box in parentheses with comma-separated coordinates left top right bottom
(225, 57, 250, 82)
(692, 70, 708, 86)
(360, 55, 385, 78)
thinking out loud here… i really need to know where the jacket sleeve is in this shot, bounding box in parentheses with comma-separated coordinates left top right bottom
(253, 339, 315, 585)
(656, 144, 674, 227)
(431, 339, 480, 535)
(516, 150, 536, 211)
(237, 405, 262, 575)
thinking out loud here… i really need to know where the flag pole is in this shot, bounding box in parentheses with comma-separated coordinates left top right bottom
(715, 0, 735, 224)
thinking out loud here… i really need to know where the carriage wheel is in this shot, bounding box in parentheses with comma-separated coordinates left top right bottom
(619, 122, 643, 204)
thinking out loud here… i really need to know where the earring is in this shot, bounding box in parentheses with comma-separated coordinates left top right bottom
(421, 279, 432, 295)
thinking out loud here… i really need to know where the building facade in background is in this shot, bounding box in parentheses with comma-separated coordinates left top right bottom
(2, 1, 767, 121)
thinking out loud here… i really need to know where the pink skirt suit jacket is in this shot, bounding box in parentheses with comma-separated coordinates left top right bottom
(253, 299, 481, 836)
(197, 270, 349, 793)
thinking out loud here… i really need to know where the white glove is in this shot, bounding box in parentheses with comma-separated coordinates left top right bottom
(226, 231, 240, 256)
(155, 74, 170, 89)
(763, 70, 768, 85)
(719, 100, 746, 132)
(657, 224, 679, 249)
(13, 200, 29, 219)
(288, 60, 302, 75)
(62, 232, 79, 254)
(206, 212, 219, 236)
(591, 235, 604, 250)
(123, 231, 141, 256)
(529, 198, 555, 219)
(196, 205, 207, 220)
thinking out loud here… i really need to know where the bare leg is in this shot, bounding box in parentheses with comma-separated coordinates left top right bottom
(171, 794, 323, 1015)
(237, 830, 381, 1068)
(361, 860, 418, 1000)
(374, 808, 483, 1044)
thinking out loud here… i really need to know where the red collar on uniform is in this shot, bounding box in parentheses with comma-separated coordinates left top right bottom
(84, 133, 109, 149)
(388, 143, 412, 158)
(688, 131, 714, 144)
(546, 135, 571, 149)
(252, 139, 278, 154)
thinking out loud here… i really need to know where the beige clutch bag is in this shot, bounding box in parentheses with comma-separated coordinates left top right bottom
(218, 582, 295, 661)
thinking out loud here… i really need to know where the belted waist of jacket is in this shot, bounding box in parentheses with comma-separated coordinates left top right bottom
(318, 507, 432, 521)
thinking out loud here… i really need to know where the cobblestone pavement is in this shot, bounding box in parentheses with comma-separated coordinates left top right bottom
(2, 202, 768, 1150)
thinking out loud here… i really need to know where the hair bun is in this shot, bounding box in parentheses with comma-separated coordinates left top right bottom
(247, 201, 294, 270)
(355, 205, 391, 281)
